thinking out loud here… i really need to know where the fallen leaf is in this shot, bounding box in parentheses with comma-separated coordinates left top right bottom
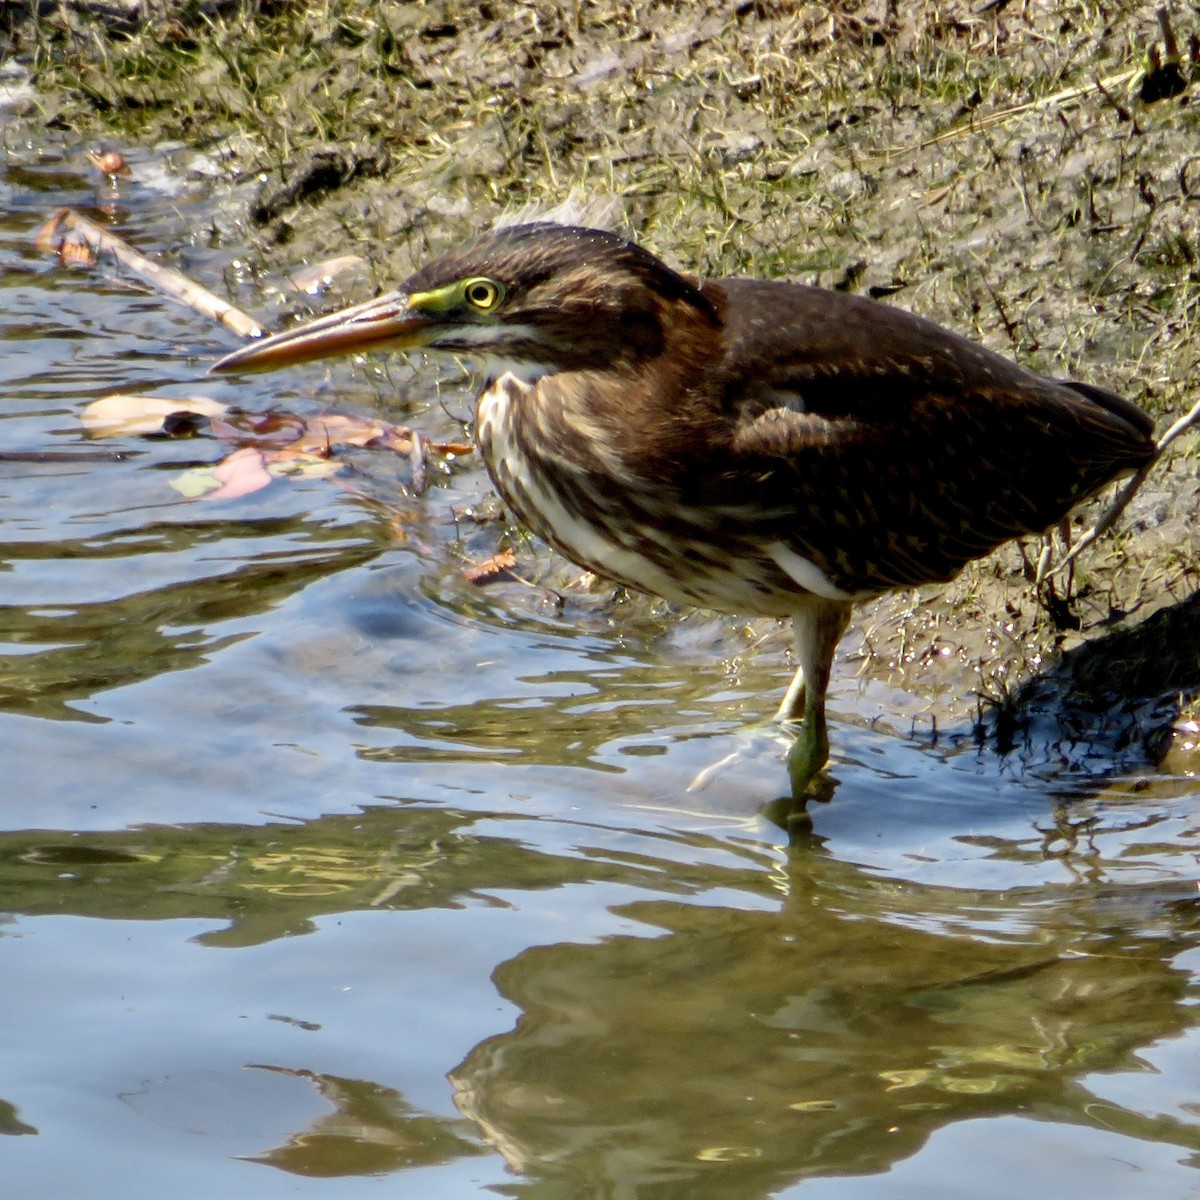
(368, 425, 418, 454)
(204, 446, 273, 500)
(169, 466, 220, 498)
(296, 414, 390, 451)
(264, 451, 344, 481)
(210, 410, 306, 447)
(430, 440, 474, 457)
(82, 394, 229, 438)
(170, 447, 344, 500)
(58, 238, 96, 267)
(463, 548, 518, 585)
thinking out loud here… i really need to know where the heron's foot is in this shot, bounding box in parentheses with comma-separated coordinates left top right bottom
(784, 716, 830, 798)
(759, 780, 834, 837)
(744, 720, 835, 835)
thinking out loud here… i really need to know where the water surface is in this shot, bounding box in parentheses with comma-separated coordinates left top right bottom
(3, 136, 1200, 1200)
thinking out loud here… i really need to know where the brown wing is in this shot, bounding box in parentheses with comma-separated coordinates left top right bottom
(696, 279, 1155, 593)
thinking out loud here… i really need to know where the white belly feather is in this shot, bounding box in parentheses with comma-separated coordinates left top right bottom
(475, 373, 854, 613)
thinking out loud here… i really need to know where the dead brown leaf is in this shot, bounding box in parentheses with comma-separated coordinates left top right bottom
(58, 238, 97, 267)
(210, 410, 307, 447)
(297, 414, 387, 451)
(81, 393, 230, 437)
(463, 548, 519, 585)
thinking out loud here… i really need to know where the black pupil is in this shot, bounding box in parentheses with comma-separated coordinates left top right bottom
(470, 283, 492, 305)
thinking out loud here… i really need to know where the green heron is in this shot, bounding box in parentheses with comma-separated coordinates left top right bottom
(212, 221, 1156, 794)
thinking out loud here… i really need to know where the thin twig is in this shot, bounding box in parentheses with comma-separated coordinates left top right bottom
(894, 68, 1140, 155)
(34, 207, 265, 339)
(1052, 462, 1153, 574)
(1157, 6, 1181, 65)
(1153, 392, 1200, 455)
(1049, 393, 1200, 577)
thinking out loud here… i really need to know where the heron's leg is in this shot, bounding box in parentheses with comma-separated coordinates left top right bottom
(783, 600, 852, 794)
(774, 661, 806, 723)
(689, 598, 851, 797)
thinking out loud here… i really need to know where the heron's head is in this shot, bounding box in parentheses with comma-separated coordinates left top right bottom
(211, 223, 719, 382)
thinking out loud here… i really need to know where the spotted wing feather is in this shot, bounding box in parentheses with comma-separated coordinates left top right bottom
(701, 280, 1155, 594)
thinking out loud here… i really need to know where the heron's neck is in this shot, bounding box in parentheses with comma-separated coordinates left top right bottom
(477, 357, 553, 385)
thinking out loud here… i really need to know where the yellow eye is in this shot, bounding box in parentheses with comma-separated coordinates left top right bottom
(463, 277, 504, 311)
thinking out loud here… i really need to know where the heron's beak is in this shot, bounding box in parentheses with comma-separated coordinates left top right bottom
(210, 291, 436, 374)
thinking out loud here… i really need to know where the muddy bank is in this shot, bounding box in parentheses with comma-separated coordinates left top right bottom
(4, 0, 1200, 765)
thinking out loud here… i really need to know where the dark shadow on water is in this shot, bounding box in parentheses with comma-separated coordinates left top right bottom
(1003, 587, 1200, 773)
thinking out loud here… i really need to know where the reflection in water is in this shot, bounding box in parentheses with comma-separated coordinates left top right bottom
(21, 808, 1193, 1194)
(0, 807, 772, 946)
(242, 1066, 485, 1177)
(0, 1097, 37, 1137)
(351, 670, 716, 774)
(3, 796, 1200, 1192)
(2, 766, 1200, 1194)
(451, 839, 1200, 1198)
(0, 516, 386, 721)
